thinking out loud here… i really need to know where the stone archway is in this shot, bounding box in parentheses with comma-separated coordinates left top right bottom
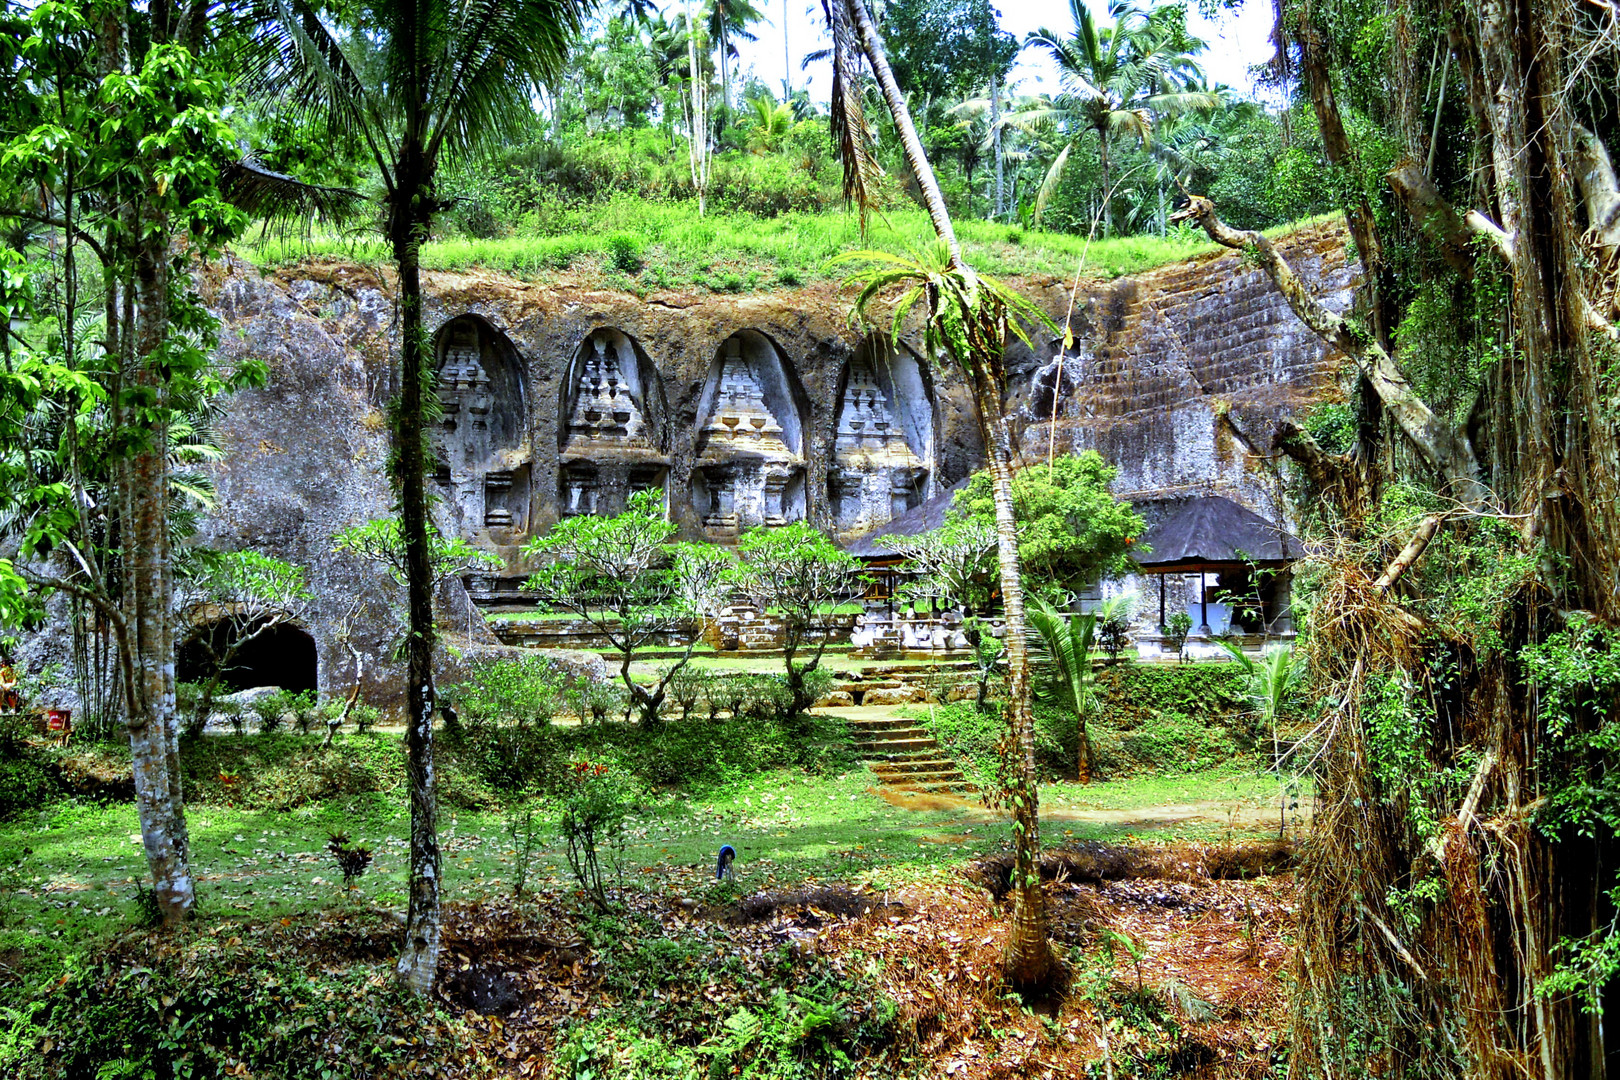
(177, 619, 318, 694)
(690, 330, 809, 537)
(829, 335, 935, 537)
(432, 315, 530, 540)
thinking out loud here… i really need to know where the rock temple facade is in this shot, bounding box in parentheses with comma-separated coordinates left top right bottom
(134, 221, 1357, 703)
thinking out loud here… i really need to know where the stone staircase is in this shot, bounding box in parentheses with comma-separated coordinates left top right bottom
(845, 713, 974, 793)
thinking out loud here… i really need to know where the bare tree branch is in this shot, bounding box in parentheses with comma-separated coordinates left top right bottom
(1171, 194, 1485, 505)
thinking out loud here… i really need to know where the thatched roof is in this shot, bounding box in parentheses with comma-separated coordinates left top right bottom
(1131, 495, 1301, 571)
(844, 480, 969, 558)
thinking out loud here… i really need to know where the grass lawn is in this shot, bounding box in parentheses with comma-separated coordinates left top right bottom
(0, 752, 1294, 982)
(235, 198, 1222, 291)
(0, 766, 983, 972)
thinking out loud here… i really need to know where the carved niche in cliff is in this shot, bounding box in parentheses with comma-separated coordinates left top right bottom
(432, 316, 530, 539)
(691, 331, 808, 536)
(558, 328, 669, 517)
(830, 336, 934, 536)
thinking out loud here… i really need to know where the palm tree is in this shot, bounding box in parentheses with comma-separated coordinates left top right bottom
(1218, 640, 1303, 837)
(707, 0, 765, 120)
(745, 93, 794, 153)
(1013, 0, 1217, 232)
(242, 0, 588, 995)
(825, 0, 1057, 988)
(1028, 600, 1099, 781)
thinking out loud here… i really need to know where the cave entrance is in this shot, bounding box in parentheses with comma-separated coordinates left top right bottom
(177, 619, 318, 694)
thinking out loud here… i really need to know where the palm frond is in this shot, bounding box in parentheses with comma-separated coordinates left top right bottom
(823, 0, 882, 237)
(221, 152, 363, 226)
(426, 0, 589, 163)
(1033, 140, 1074, 226)
(233, 0, 382, 171)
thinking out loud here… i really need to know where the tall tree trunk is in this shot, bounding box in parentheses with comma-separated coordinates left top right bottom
(845, 0, 1050, 987)
(126, 229, 195, 926)
(781, 0, 790, 101)
(991, 72, 1004, 221)
(390, 155, 443, 997)
(1099, 131, 1112, 238)
(686, 0, 708, 216)
(718, 25, 729, 127)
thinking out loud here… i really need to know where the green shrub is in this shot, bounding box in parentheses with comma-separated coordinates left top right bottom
(606, 232, 643, 273)
(563, 709, 851, 790)
(1162, 612, 1194, 661)
(25, 947, 423, 1080)
(559, 758, 633, 911)
(1093, 663, 1246, 725)
(0, 752, 58, 820)
(664, 666, 705, 721)
(251, 690, 290, 735)
(1093, 709, 1238, 774)
(916, 702, 1071, 784)
(288, 690, 320, 734)
(445, 657, 567, 794)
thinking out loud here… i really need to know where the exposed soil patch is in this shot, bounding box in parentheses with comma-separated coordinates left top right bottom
(969, 839, 1296, 900)
(25, 845, 1293, 1079)
(442, 965, 526, 1017)
(873, 786, 980, 813)
(733, 885, 900, 924)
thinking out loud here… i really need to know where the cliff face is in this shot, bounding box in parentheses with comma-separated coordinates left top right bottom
(184, 221, 1353, 701)
(1005, 223, 1356, 524)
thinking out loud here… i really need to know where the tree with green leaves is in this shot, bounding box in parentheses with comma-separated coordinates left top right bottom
(823, 0, 1056, 987)
(877, 0, 1017, 130)
(707, 0, 765, 121)
(0, 1, 301, 926)
(523, 490, 732, 727)
(1217, 640, 1300, 837)
(732, 522, 863, 721)
(889, 516, 999, 617)
(242, 0, 590, 993)
(744, 92, 795, 154)
(951, 452, 1145, 600)
(1013, 0, 1217, 232)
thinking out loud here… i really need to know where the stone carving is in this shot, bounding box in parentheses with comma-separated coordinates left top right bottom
(559, 330, 668, 516)
(694, 335, 805, 532)
(433, 318, 529, 538)
(831, 347, 930, 534)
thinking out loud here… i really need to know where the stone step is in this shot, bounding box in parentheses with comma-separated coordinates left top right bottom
(874, 662, 979, 674)
(869, 757, 960, 775)
(844, 715, 922, 731)
(852, 728, 930, 743)
(873, 768, 967, 785)
(884, 777, 978, 793)
(854, 738, 938, 755)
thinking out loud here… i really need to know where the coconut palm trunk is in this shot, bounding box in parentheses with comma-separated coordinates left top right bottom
(843, 0, 1051, 986)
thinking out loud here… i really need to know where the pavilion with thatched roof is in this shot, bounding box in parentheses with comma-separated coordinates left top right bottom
(1131, 494, 1302, 635)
